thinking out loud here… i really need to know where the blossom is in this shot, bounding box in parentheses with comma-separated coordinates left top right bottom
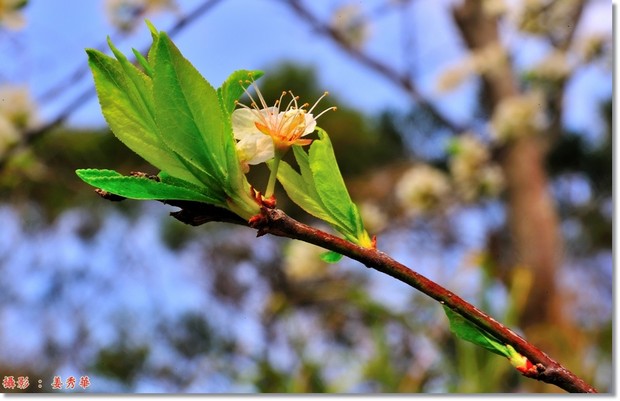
(0, 0, 27, 30)
(527, 51, 572, 83)
(396, 165, 451, 215)
(105, 0, 177, 32)
(330, 4, 371, 50)
(490, 91, 546, 142)
(284, 240, 329, 282)
(0, 85, 37, 155)
(232, 83, 334, 168)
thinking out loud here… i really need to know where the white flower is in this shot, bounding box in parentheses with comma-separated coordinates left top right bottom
(436, 42, 507, 93)
(528, 51, 572, 83)
(284, 240, 328, 282)
(490, 91, 546, 142)
(448, 134, 504, 201)
(0, 115, 19, 156)
(232, 83, 334, 168)
(396, 165, 451, 215)
(105, 0, 177, 32)
(330, 4, 371, 50)
(359, 201, 387, 233)
(0, 0, 27, 30)
(0, 85, 38, 130)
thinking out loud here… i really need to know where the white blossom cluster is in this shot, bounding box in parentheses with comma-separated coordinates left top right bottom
(284, 240, 329, 282)
(395, 165, 451, 216)
(490, 91, 546, 142)
(0, 0, 27, 30)
(0, 85, 37, 156)
(330, 4, 371, 50)
(105, 0, 177, 32)
(436, 42, 508, 93)
(448, 134, 504, 202)
(527, 51, 573, 83)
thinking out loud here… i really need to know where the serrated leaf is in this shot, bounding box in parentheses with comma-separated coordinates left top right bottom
(76, 169, 221, 204)
(443, 306, 511, 358)
(132, 48, 153, 77)
(275, 159, 337, 225)
(320, 251, 344, 263)
(218, 69, 264, 115)
(152, 32, 228, 185)
(86, 48, 202, 187)
(308, 129, 369, 245)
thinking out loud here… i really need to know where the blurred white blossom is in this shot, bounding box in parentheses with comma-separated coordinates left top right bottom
(284, 240, 329, 282)
(449, 134, 504, 202)
(490, 91, 546, 142)
(0, 85, 37, 155)
(482, 0, 508, 18)
(528, 51, 572, 83)
(330, 3, 371, 50)
(359, 201, 388, 234)
(577, 34, 610, 64)
(0, 0, 27, 30)
(105, 0, 177, 32)
(436, 42, 508, 93)
(396, 165, 451, 215)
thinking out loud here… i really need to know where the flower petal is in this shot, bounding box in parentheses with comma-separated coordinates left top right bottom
(232, 108, 261, 140)
(236, 132, 274, 165)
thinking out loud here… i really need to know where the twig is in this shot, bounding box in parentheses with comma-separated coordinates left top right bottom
(284, 0, 468, 134)
(144, 192, 597, 393)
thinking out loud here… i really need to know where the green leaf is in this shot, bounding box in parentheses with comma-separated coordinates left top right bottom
(152, 32, 229, 187)
(274, 157, 337, 226)
(76, 169, 222, 204)
(218, 69, 264, 115)
(308, 129, 370, 246)
(86, 47, 202, 187)
(320, 251, 344, 263)
(132, 48, 154, 77)
(443, 306, 511, 358)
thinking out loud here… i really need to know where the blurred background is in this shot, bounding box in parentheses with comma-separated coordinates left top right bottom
(0, 0, 612, 393)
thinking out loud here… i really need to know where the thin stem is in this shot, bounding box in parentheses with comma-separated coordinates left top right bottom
(265, 150, 283, 198)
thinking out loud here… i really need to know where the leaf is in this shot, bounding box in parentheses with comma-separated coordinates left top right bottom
(308, 129, 370, 245)
(152, 33, 227, 184)
(320, 251, 344, 263)
(218, 69, 264, 115)
(132, 48, 153, 77)
(274, 157, 337, 226)
(443, 306, 511, 358)
(76, 169, 222, 204)
(86, 48, 202, 187)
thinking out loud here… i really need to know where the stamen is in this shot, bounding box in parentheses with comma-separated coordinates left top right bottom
(308, 91, 329, 114)
(314, 106, 337, 120)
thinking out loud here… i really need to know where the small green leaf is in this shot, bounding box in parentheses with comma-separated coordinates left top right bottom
(274, 157, 337, 226)
(218, 69, 264, 115)
(443, 306, 511, 358)
(132, 48, 154, 77)
(76, 169, 222, 204)
(320, 251, 344, 263)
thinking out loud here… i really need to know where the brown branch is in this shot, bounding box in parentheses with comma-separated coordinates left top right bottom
(284, 0, 468, 133)
(154, 194, 596, 393)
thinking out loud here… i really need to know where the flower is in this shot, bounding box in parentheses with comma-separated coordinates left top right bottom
(396, 165, 451, 215)
(232, 82, 335, 168)
(330, 4, 371, 50)
(105, 0, 177, 32)
(490, 91, 546, 142)
(0, 0, 28, 30)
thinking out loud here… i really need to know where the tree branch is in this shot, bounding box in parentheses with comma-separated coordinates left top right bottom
(283, 0, 468, 133)
(147, 193, 596, 393)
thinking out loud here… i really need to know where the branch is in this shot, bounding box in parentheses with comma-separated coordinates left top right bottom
(284, 0, 468, 133)
(147, 194, 596, 393)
